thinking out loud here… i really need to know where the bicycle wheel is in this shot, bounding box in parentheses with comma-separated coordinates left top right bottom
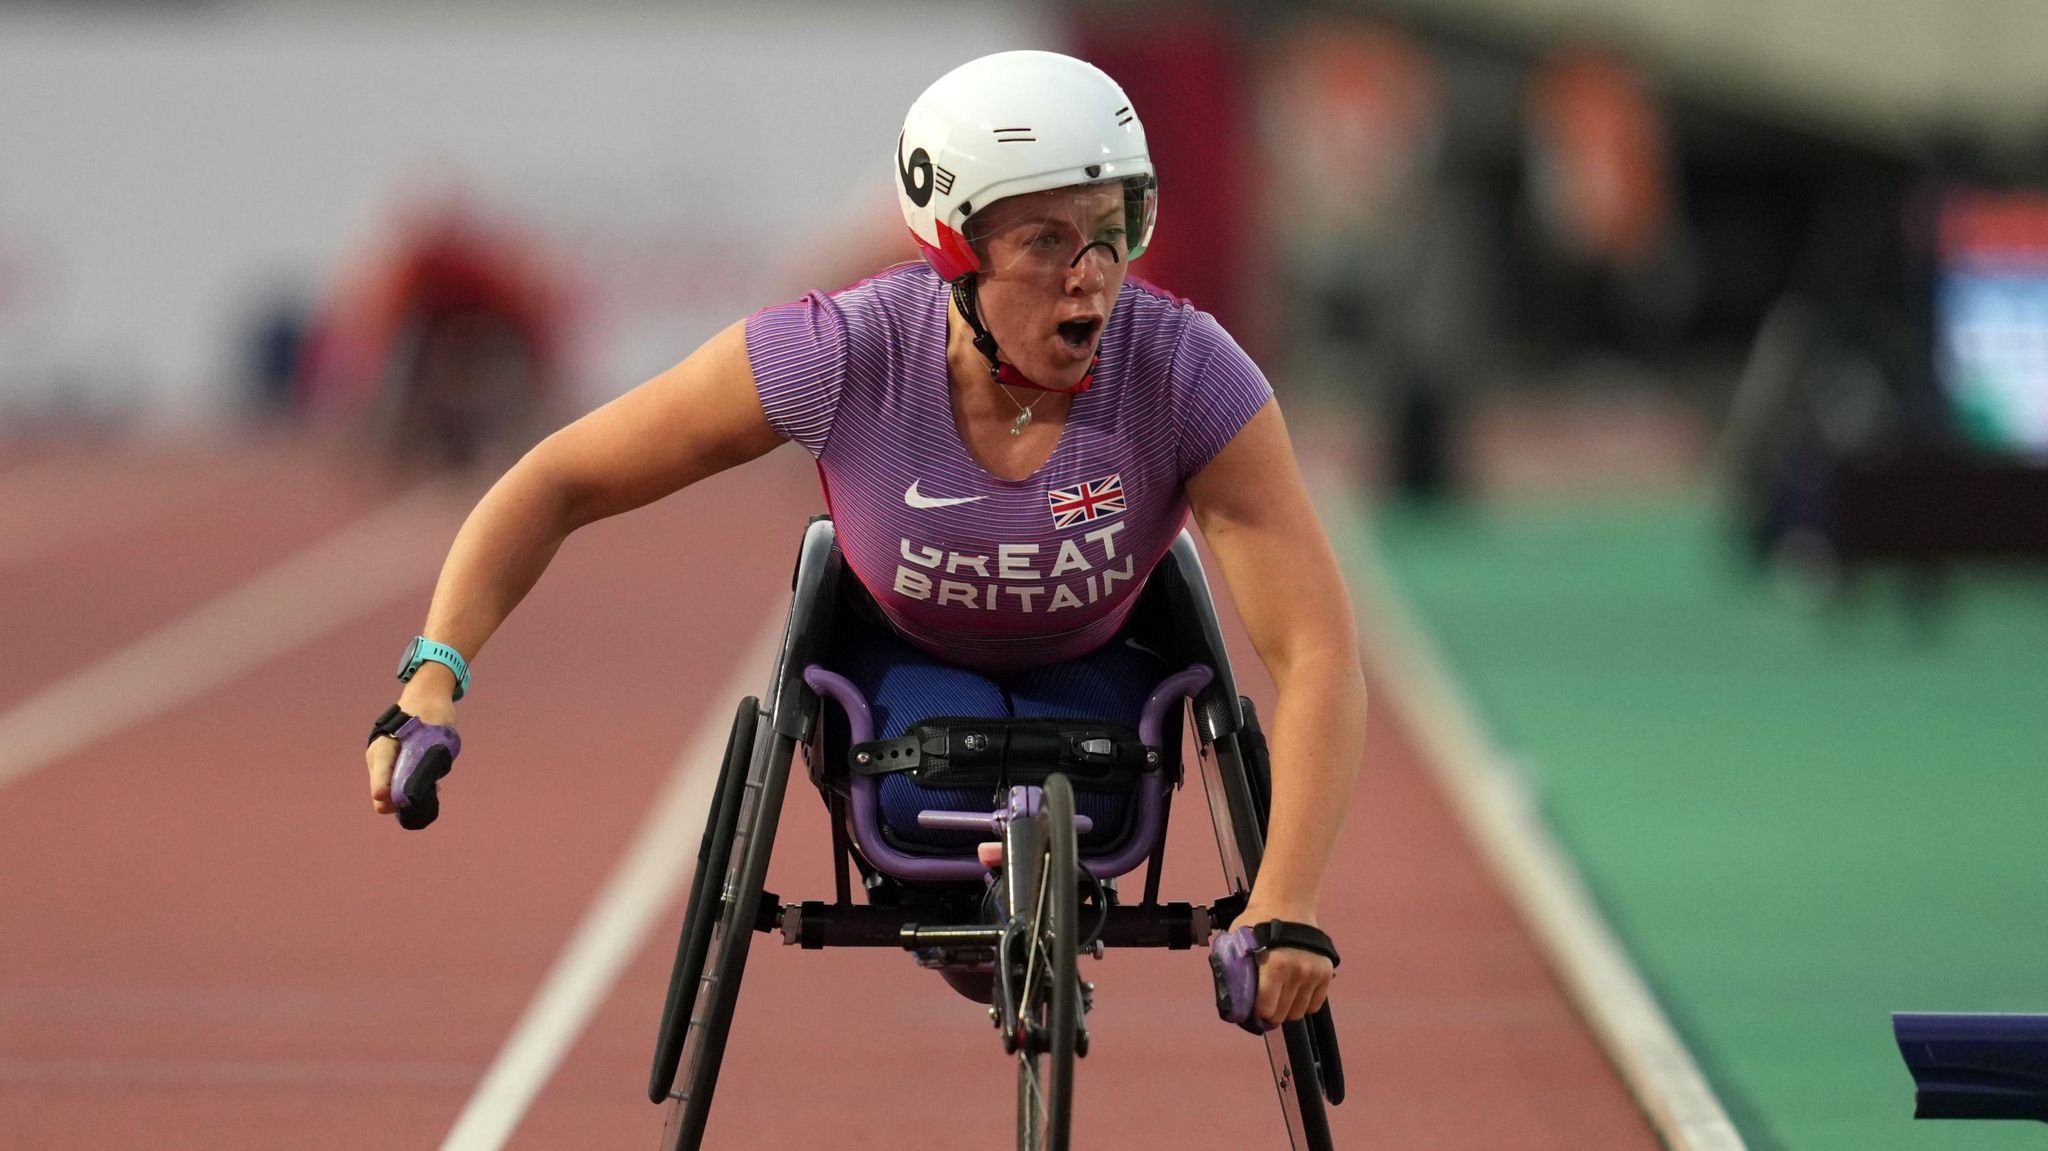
(1015, 774, 1080, 1151)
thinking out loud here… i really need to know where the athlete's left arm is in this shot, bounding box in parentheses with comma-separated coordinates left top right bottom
(1186, 398, 1368, 1024)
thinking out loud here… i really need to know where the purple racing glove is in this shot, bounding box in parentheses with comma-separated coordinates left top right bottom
(1210, 920, 1342, 1034)
(369, 704, 461, 830)
(1209, 926, 1277, 1035)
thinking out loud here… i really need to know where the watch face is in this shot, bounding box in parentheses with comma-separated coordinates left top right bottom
(396, 637, 422, 679)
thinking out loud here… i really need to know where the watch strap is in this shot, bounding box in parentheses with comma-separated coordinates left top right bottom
(399, 636, 470, 701)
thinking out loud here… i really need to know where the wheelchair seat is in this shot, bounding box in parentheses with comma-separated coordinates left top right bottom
(858, 711, 1156, 856)
(802, 521, 1243, 884)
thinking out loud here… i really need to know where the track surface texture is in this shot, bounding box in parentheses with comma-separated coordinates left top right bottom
(0, 432, 1657, 1149)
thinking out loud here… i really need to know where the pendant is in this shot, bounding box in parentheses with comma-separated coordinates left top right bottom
(1012, 409, 1032, 435)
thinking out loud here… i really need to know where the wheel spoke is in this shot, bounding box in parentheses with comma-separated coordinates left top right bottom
(1022, 1057, 1041, 1118)
(1020, 848, 1051, 1018)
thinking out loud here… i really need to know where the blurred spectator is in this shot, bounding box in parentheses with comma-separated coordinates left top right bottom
(1518, 46, 1697, 360)
(1526, 47, 1670, 271)
(244, 285, 310, 416)
(1261, 17, 1489, 499)
(293, 195, 572, 466)
(1261, 15, 1441, 347)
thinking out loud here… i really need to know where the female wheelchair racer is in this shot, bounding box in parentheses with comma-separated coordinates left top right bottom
(641, 515, 1348, 1150)
(363, 50, 1366, 1150)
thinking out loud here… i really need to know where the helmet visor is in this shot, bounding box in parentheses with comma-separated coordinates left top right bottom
(1123, 174, 1157, 261)
(971, 176, 1158, 279)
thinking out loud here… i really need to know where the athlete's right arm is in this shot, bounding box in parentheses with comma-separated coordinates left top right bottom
(366, 318, 783, 815)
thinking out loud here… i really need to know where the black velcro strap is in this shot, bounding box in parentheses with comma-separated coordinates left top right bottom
(1251, 919, 1341, 969)
(848, 717, 1151, 790)
(367, 704, 412, 747)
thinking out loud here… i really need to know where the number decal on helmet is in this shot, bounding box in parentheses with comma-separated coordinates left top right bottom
(898, 133, 934, 209)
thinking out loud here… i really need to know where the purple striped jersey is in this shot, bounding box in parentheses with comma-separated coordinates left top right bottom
(746, 262, 1271, 674)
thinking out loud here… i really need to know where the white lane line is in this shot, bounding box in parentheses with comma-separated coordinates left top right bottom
(1319, 482, 1747, 1151)
(0, 481, 472, 793)
(436, 612, 785, 1151)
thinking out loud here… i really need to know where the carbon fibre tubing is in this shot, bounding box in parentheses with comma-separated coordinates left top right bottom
(1282, 1019, 1336, 1150)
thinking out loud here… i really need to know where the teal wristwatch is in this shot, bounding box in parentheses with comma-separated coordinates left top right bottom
(396, 636, 471, 701)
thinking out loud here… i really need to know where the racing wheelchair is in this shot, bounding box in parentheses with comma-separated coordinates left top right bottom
(647, 518, 1346, 1150)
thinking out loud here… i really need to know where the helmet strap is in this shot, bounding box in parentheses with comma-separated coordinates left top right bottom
(950, 275, 1095, 395)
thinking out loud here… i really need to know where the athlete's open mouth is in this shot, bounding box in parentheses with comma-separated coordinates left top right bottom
(1056, 318, 1101, 351)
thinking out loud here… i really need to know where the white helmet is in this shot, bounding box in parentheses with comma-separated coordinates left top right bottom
(897, 50, 1157, 282)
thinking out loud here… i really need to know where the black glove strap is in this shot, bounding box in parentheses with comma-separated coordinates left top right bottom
(368, 704, 413, 747)
(1250, 919, 1341, 969)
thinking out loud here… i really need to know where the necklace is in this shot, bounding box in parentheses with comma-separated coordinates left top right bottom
(995, 380, 1045, 435)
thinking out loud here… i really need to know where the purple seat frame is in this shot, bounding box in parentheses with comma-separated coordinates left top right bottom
(802, 663, 1214, 883)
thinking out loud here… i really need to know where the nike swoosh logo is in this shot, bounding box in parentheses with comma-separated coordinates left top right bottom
(904, 480, 986, 509)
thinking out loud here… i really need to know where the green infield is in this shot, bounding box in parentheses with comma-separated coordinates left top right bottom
(1363, 491, 2048, 1150)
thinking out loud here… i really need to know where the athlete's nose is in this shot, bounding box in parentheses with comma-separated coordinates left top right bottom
(1065, 241, 1114, 294)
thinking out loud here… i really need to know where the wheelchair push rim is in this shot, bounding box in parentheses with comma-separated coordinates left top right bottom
(648, 696, 757, 1104)
(659, 724, 799, 1150)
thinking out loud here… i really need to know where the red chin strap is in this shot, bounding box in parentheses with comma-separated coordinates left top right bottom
(995, 358, 1096, 394)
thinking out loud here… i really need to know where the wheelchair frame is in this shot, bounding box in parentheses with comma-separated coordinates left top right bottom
(648, 518, 1345, 1150)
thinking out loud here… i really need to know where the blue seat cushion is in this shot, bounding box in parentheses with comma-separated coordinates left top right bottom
(832, 602, 1169, 855)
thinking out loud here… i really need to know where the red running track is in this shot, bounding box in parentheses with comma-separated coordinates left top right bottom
(0, 434, 1657, 1150)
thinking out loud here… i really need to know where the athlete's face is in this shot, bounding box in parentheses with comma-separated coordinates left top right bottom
(971, 184, 1131, 389)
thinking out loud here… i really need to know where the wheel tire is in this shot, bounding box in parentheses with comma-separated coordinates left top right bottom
(1016, 774, 1080, 1151)
(647, 698, 755, 1103)
(660, 727, 795, 1151)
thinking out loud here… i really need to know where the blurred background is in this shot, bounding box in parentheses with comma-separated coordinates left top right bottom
(4, 0, 2047, 1148)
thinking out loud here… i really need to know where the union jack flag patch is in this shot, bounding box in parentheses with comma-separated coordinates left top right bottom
(1047, 473, 1127, 529)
